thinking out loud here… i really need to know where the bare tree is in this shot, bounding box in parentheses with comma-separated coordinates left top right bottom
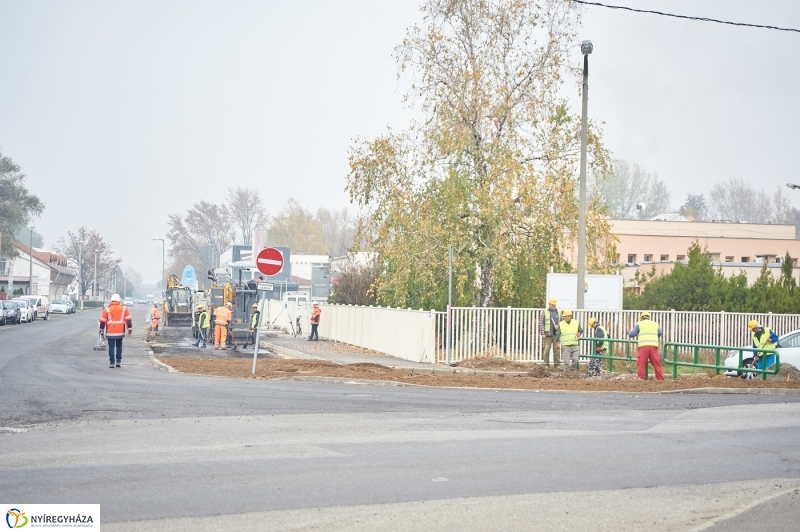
(316, 207, 356, 257)
(54, 227, 121, 297)
(225, 187, 267, 246)
(593, 160, 672, 219)
(331, 258, 379, 305)
(266, 199, 327, 254)
(707, 178, 781, 223)
(166, 201, 234, 275)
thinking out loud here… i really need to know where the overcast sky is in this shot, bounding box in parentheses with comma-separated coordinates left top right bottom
(2, 0, 799, 284)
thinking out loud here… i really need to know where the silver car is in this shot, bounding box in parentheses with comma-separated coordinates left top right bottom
(724, 329, 800, 378)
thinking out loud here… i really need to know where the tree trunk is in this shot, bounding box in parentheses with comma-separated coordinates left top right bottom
(479, 257, 493, 307)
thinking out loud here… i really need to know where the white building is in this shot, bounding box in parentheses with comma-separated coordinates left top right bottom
(0, 243, 75, 299)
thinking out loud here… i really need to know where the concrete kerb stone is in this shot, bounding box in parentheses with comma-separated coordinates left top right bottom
(660, 386, 800, 396)
(148, 349, 177, 372)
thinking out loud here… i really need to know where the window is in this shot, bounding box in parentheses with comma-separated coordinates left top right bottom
(741, 256, 750, 263)
(677, 255, 686, 261)
(725, 256, 734, 263)
(794, 258, 798, 266)
(643, 254, 652, 263)
(660, 254, 669, 262)
(627, 254, 637, 263)
(780, 333, 800, 348)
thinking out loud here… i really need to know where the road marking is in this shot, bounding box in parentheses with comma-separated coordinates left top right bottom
(0, 427, 29, 433)
(432, 478, 448, 482)
(689, 485, 800, 531)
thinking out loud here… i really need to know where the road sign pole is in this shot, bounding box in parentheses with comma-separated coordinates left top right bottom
(251, 293, 266, 375)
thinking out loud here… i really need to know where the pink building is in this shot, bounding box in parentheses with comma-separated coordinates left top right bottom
(611, 219, 800, 290)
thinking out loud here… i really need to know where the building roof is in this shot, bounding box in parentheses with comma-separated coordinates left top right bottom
(610, 219, 796, 240)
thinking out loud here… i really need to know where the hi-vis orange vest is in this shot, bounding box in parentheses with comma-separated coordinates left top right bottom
(214, 306, 231, 326)
(100, 302, 132, 338)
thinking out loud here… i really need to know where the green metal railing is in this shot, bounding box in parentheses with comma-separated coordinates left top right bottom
(662, 342, 780, 381)
(576, 337, 638, 373)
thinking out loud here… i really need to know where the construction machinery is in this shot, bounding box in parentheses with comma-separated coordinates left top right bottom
(207, 267, 260, 349)
(163, 275, 194, 327)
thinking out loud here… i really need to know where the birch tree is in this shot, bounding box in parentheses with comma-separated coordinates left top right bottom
(347, 0, 613, 309)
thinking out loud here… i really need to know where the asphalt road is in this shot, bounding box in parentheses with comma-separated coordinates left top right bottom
(2, 310, 800, 531)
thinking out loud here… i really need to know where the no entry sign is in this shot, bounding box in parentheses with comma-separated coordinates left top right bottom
(256, 247, 284, 276)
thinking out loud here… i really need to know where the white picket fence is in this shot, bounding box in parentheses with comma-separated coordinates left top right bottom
(257, 301, 800, 365)
(434, 308, 800, 364)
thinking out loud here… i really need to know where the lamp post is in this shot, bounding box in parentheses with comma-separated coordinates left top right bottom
(152, 238, 165, 294)
(786, 183, 800, 190)
(93, 252, 97, 301)
(576, 39, 592, 310)
(28, 227, 34, 295)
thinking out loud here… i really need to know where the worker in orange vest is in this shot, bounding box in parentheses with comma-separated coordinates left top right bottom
(308, 302, 321, 341)
(214, 302, 233, 350)
(99, 293, 133, 368)
(150, 302, 161, 336)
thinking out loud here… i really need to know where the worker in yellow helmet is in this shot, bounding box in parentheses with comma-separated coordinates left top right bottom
(539, 297, 560, 367)
(587, 318, 607, 377)
(193, 305, 209, 348)
(747, 320, 778, 372)
(628, 311, 664, 380)
(557, 309, 583, 371)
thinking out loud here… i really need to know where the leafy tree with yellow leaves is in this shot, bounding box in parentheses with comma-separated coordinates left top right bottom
(347, 0, 615, 310)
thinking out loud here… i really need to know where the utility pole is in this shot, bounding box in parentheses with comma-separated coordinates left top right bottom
(78, 242, 83, 310)
(94, 252, 97, 301)
(28, 227, 35, 295)
(576, 40, 592, 310)
(447, 245, 452, 366)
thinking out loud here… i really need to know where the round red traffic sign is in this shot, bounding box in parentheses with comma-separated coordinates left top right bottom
(256, 247, 284, 276)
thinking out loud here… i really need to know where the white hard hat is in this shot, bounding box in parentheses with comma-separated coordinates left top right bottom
(111, 293, 121, 302)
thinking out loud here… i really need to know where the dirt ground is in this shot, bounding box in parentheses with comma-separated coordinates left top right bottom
(158, 356, 800, 393)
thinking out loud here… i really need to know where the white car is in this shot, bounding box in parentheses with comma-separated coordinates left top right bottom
(724, 329, 800, 378)
(50, 299, 71, 314)
(123, 298, 134, 307)
(12, 298, 35, 323)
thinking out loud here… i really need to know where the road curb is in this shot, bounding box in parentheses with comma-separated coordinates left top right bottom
(660, 386, 800, 395)
(273, 376, 418, 387)
(149, 351, 177, 372)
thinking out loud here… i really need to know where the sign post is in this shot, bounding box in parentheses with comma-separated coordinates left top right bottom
(252, 248, 284, 374)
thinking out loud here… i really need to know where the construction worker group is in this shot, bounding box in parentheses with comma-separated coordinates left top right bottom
(540, 298, 665, 380)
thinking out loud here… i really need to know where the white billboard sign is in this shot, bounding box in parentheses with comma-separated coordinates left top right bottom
(546, 273, 623, 310)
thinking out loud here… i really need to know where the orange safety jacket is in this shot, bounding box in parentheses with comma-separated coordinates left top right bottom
(310, 307, 321, 325)
(150, 307, 161, 323)
(214, 306, 231, 326)
(100, 302, 133, 339)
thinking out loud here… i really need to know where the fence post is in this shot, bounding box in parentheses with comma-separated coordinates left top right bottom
(720, 310, 726, 348)
(670, 309, 676, 344)
(505, 306, 511, 359)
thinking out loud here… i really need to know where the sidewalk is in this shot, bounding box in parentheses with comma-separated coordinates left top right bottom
(261, 332, 534, 377)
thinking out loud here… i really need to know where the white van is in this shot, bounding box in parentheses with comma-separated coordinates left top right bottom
(282, 292, 309, 307)
(22, 295, 50, 320)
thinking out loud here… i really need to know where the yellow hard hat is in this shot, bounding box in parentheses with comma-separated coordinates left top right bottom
(640, 311, 650, 320)
(196, 305, 204, 311)
(588, 317, 598, 327)
(548, 298, 557, 305)
(562, 309, 572, 317)
(747, 319, 758, 330)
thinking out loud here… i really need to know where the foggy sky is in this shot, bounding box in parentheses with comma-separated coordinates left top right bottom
(2, 0, 799, 284)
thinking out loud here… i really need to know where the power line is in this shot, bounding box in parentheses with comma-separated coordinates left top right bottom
(573, 0, 800, 33)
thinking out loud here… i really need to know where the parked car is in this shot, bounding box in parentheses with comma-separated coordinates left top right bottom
(1, 300, 21, 325)
(12, 298, 34, 323)
(123, 297, 134, 307)
(724, 329, 800, 378)
(65, 299, 76, 313)
(50, 299, 71, 314)
(21, 295, 49, 320)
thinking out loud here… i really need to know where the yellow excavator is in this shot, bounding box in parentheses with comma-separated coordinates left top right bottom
(163, 275, 194, 327)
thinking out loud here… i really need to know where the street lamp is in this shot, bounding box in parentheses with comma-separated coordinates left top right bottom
(786, 183, 800, 190)
(576, 40, 592, 310)
(28, 226, 34, 295)
(152, 238, 165, 294)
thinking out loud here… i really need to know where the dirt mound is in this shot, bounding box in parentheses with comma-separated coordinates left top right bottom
(453, 356, 535, 371)
(768, 363, 800, 382)
(158, 356, 800, 393)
